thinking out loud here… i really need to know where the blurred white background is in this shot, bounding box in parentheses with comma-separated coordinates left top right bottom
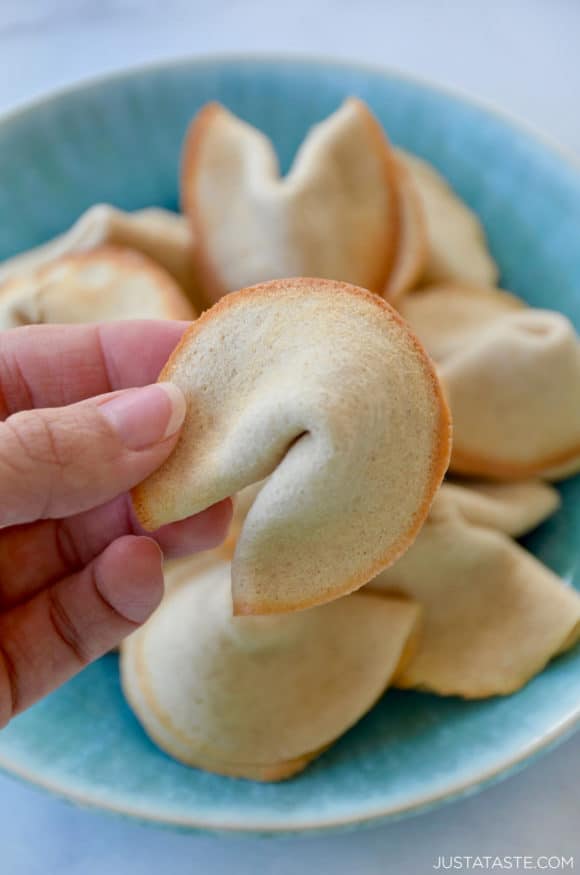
(0, 2, 579, 873)
(1, 0, 579, 153)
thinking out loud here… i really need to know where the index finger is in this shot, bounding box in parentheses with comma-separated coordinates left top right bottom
(0, 320, 190, 417)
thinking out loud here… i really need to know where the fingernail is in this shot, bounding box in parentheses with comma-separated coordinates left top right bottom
(100, 382, 186, 450)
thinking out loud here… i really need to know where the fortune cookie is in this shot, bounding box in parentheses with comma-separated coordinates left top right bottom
(397, 150, 498, 288)
(399, 284, 580, 479)
(398, 282, 524, 360)
(121, 560, 420, 780)
(0, 203, 199, 308)
(133, 278, 451, 614)
(383, 156, 428, 302)
(442, 479, 560, 537)
(0, 246, 194, 328)
(369, 490, 580, 698)
(181, 99, 400, 305)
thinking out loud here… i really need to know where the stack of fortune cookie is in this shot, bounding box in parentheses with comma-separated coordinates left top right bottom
(2, 98, 579, 782)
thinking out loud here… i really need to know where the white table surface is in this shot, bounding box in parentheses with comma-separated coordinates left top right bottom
(1, 1, 579, 872)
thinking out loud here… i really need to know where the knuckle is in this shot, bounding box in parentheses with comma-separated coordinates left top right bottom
(47, 587, 92, 666)
(0, 398, 124, 525)
(0, 336, 34, 420)
(54, 519, 83, 572)
(8, 410, 67, 470)
(0, 411, 66, 520)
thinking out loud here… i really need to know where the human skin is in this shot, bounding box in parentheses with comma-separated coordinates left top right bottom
(0, 320, 232, 727)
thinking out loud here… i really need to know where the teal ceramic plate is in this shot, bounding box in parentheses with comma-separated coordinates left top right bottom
(0, 56, 580, 835)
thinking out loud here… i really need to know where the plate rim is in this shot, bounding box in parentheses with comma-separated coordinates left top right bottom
(0, 51, 579, 177)
(0, 704, 579, 835)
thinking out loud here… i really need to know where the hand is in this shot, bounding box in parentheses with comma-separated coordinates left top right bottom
(0, 320, 232, 727)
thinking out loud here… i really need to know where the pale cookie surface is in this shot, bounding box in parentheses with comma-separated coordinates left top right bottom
(443, 309, 580, 479)
(133, 278, 451, 614)
(182, 99, 399, 304)
(0, 246, 194, 328)
(383, 156, 428, 302)
(399, 284, 580, 479)
(0, 203, 199, 307)
(397, 149, 498, 287)
(121, 560, 420, 780)
(369, 490, 580, 698)
(398, 282, 524, 361)
(442, 479, 560, 537)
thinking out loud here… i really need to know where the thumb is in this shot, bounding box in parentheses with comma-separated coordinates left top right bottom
(0, 382, 185, 526)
